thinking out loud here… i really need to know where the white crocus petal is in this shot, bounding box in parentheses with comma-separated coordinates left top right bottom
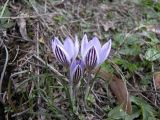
(73, 35, 79, 60)
(89, 37, 101, 53)
(98, 39, 112, 65)
(63, 37, 75, 58)
(82, 42, 92, 63)
(81, 34, 88, 56)
(51, 40, 55, 52)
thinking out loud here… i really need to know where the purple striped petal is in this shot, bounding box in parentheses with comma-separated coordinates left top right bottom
(85, 46, 98, 69)
(53, 44, 71, 65)
(99, 39, 112, 65)
(82, 37, 100, 63)
(52, 37, 63, 53)
(70, 59, 84, 85)
(72, 65, 82, 85)
(52, 36, 80, 66)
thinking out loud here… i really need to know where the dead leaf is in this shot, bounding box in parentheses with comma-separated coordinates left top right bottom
(17, 13, 31, 41)
(147, 24, 160, 34)
(153, 72, 160, 89)
(109, 76, 132, 114)
(39, 37, 45, 44)
(102, 21, 115, 32)
(93, 68, 132, 114)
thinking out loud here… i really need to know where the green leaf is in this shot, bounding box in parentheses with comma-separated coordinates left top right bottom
(108, 104, 141, 120)
(145, 48, 160, 61)
(101, 63, 114, 73)
(87, 94, 95, 103)
(124, 111, 140, 120)
(131, 96, 157, 120)
(0, 6, 14, 29)
(114, 33, 125, 46)
(119, 45, 141, 56)
(113, 58, 138, 72)
(142, 32, 160, 44)
(108, 105, 127, 120)
(126, 35, 142, 45)
(54, 15, 65, 24)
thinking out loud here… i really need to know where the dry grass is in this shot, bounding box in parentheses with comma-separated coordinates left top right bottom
(0, 0, 160, 119)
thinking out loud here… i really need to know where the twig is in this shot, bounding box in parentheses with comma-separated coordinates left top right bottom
(11, 70, 28, 78)
(152, 64, 158, 106)
(0, 43, 9, 95)
(0, 13, 58, 19)
(129, 90, 160, 94)
(32, 54, 69, 82)
(127, 82, 160, 109)
(0, 0, 9, 17)
(11, 108, 30, 117)
(11, 45, 19, 63)
(35, 23, 45, 120)
(7, 34, 34, 42)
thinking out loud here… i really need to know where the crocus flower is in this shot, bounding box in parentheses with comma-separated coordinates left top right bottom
(81, 34, 112, 70)
(70, 59, 84, 86)
(52, 36, 79, 66)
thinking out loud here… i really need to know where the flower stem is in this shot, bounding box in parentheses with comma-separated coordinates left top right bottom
(84, 72, 92, 106)
(69, 82, 77, 113)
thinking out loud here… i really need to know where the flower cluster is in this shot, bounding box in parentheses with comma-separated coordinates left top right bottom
(52, 34, 112, 85)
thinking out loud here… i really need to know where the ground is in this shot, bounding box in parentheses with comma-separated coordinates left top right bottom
(0, 0, 160, 120)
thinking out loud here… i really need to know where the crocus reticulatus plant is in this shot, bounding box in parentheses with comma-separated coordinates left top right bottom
(52, 34, 112, 88)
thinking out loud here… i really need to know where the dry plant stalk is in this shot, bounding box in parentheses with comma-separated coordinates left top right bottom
(153, 72, 160, 89)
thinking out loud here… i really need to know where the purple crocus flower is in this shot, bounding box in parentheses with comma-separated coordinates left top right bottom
(81, 34, 112, 70)
(52, 36, 79, 66)
(70, 59, 84, 86)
